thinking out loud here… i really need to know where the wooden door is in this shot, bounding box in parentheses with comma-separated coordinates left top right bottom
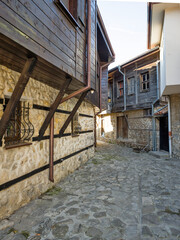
(117, 116, 128, 139)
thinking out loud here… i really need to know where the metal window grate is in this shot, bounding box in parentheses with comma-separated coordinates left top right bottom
(4, 101, 34, 146)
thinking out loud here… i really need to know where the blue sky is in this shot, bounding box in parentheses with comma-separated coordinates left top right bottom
(97, 1, 148, 69)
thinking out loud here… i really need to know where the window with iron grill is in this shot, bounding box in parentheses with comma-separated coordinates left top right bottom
(4, 100, 34, 147)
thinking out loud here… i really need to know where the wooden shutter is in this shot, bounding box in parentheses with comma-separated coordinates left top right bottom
(117, 82, 120, 98)
(131, 77, 135, 94)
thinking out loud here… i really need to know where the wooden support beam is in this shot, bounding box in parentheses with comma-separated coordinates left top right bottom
(59, 91, 88, 137)
(0, 57, 36, 140)
(49, 116, 54, 182)
(38, 77, 72, 141)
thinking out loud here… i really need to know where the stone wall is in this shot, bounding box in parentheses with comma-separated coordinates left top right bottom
(0, 65, 95, 220)
(97, 110, 159, 150)
(170, 94, 180, 159)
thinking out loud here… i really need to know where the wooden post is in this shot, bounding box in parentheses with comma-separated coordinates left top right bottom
(135, 62, 138, 105)
(38, 77, 72, 141)
(0, 57, 36, 140)
(59, 91, 88, 137)
(94, 113, 97, 147)
(49, 116, 54, 182)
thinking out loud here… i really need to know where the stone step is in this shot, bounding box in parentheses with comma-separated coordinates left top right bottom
(149, 150, 170, 159)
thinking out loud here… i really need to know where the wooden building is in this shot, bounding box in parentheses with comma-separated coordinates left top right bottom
(0, 0, 114, 219)
(97, 47, 169, 152)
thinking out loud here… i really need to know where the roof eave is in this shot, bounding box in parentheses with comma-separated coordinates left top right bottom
(147, 2, 153, 49)
(97, 6, 115, 60)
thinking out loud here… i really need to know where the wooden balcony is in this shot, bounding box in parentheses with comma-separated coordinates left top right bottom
(0, 0, 97, 92)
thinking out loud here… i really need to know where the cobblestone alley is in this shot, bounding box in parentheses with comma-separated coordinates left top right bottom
(0, 141, 180, 240)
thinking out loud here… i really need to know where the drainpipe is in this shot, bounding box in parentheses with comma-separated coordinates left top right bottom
(168, 96, 172, 158)
(118, 66, 126, 111)
(152, 60, 160, 151)
(156, 61, 160, 99)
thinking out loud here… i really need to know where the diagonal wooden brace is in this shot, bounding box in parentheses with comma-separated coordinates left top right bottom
(0, 57, 36, 141)
(38, 77, 72, 141)
(59, 91, 88, 137)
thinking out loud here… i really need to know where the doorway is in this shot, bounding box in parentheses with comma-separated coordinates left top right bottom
(160, 116, 169, 151)
(101, 118, 104, 137)
(117, 116, 128, 139)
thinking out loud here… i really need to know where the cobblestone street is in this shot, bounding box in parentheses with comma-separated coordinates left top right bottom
(0, 141, 180, 240)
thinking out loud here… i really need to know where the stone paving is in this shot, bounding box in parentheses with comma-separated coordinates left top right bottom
(0, 141, 180, 240)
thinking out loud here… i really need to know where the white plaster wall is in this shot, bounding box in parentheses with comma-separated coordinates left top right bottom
(161, 7, 180, 95)
(160, 26, 166, 96)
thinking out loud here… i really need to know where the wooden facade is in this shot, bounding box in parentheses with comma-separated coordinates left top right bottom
(0, 0, 115, 219)
(108, 47, 160, 113)
(0, 0, 114, 109)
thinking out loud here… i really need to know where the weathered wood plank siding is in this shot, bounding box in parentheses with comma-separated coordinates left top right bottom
(101, 67, 108, 110)
(112, 73, 124, 112)
(112, 51, 159, 112)
(0, 0, 97, 87)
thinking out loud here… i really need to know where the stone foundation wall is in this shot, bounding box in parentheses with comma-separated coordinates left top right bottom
(170, 94, 180, 159)
(97, 110, 159, 150)
(0, 66, 95, 220)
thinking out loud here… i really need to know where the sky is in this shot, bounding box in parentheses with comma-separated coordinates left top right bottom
(97, 1, 148, 69)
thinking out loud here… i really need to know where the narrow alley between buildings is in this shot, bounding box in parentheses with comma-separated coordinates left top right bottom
(0, 141, 180, 240)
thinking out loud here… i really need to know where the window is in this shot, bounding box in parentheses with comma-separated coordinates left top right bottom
(59, 0, 85, 25)
(71, 113, 81, 137)
(127, 77, 135, 95)
(117, 81, 123, 98)
(4, 100, 34, 148)
(140, 72, 150, 92)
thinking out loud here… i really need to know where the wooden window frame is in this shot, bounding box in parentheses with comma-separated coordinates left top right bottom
(140, 71, 150, 92)
(54, 0, 80, 28)
(55, 0, 85, 29)
(117, 81, 124, 98)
